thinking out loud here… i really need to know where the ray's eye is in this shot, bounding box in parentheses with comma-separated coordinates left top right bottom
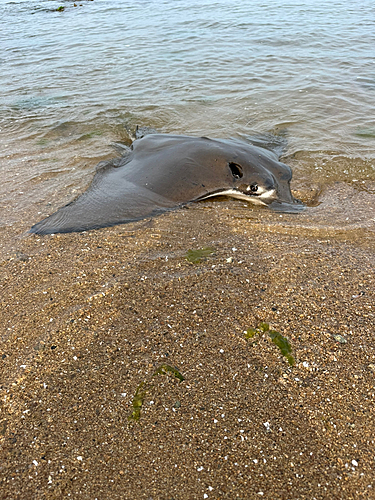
(250, 183, 258, 193)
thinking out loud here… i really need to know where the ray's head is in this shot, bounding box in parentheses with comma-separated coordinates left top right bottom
(222, 158, 305, 213)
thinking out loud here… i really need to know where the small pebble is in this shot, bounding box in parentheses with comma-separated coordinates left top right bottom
(332, 334, 347, 344)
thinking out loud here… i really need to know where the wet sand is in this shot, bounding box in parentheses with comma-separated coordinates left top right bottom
(1, 197, 374, 499)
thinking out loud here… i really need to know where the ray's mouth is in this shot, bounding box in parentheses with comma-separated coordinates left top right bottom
(239, 184, 277, 201)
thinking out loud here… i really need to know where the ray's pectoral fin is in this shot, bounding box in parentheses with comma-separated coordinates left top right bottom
(267, 198, 306, 213)
(30, 168, 176, 235)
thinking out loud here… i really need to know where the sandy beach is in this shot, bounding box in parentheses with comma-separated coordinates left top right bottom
(1, 0, 375, 497)
(1, 195, 374, 499)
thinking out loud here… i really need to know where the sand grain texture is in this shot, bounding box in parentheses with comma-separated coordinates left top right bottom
(1, 201, 374, 499)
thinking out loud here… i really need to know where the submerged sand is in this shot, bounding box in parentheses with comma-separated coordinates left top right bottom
(1, 195, 374, 499)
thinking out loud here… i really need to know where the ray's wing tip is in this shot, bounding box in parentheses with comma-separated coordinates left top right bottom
(29, 221, 61, 235)
(29, 216, 76, 235)
(268, 199, 306, 213)
(29, 221, 48, 235)
(29, 215, 137, 235)
(30, 223, 86, 235)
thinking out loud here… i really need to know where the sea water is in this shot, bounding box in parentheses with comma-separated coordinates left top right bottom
(0, 0, 374, 239)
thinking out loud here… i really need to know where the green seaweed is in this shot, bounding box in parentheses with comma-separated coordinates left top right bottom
(244, 327, 258, 339)
(355, 128, 375, 138)
(56, 6, 64, 11)
(244, 322, 295, 366)
(268, 330, 295, 366)
(152, 364, 184, 382)
(244, 322, 269, 339)
(128, 382, 149, 422)
(259, 322, 270, 333)
(36, 138, 49, 146)
(128, 365, 184, 422)
(185, 247, 215, 264)
(77, 130, 103, 141)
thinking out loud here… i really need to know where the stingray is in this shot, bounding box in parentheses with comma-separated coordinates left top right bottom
(30, 131, 305, 235)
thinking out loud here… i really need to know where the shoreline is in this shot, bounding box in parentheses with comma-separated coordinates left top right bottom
(1, 202, 374, 498)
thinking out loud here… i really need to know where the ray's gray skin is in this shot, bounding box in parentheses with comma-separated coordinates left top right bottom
(30, 132, 304, 235)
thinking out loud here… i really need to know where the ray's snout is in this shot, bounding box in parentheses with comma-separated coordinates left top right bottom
(264, 161, 305, 213)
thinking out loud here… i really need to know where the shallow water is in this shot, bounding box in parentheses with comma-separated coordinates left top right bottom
(0, 0, 374, 244)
